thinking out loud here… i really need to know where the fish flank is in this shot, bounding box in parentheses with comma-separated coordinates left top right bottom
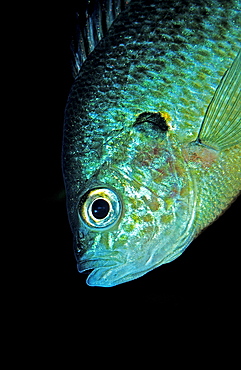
(63, 0, 241, 287)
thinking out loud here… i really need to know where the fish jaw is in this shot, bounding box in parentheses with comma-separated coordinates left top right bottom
(76, 224, 195, 287)
(84, 261, 157, 287)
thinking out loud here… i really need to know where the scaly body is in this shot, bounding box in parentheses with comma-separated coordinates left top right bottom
(63, 0, 241, 286)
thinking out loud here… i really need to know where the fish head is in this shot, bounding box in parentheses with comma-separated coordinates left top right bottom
(69, 126, 196, 287)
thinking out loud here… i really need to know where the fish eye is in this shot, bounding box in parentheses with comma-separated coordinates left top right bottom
(91, 198, 110, 219)
(79, 188, 122, 229)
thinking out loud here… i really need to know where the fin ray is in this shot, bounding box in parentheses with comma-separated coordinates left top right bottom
(197, 50, 241, 150)
(71, 0, 131, 78)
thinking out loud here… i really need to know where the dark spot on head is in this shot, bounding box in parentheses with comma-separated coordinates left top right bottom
(133, 112, 168, 138)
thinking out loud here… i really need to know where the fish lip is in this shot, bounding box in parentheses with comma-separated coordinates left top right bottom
(77, 256, 121, 273)
(77, 253, 126, 287)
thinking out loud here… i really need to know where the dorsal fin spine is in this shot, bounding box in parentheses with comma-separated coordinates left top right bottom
(71, 0, 131, 78)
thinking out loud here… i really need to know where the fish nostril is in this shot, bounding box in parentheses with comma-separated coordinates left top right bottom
(74, 230, 87, 255)
(78, 230, 85, 240)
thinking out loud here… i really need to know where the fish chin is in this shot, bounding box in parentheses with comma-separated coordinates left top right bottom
(85, 264, 150, 287)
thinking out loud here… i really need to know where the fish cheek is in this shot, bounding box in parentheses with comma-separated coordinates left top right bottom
(120, 195, 161, 253)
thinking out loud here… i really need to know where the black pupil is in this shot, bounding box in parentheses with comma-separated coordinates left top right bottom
(91, 199, 110, 219)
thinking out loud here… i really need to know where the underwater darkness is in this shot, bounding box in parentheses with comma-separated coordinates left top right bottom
(38, 2, 240, 310)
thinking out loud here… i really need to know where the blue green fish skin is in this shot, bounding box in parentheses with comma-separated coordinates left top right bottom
(62, 0, 241, 287)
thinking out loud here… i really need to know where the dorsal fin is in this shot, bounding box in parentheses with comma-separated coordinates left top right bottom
(71, 0, 131, 78)
(197, 50, 241, 150)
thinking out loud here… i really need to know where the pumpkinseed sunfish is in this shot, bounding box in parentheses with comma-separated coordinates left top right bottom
(62, 0, 241, 287)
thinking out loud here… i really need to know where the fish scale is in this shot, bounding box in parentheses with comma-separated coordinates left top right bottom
(64, 0, 239, 213)
(63, 0, 241, 286)
(188, 145, 241, 233)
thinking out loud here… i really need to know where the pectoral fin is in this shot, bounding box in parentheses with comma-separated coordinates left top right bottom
(197, 50, 241, 151)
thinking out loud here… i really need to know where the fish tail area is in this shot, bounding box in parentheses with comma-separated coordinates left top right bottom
(197, 50, 241, 151)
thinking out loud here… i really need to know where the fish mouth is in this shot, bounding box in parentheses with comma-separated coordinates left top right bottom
(78, 257, 121, 273)
(77, 256, 154, 287)
(77, 254, 124, 287)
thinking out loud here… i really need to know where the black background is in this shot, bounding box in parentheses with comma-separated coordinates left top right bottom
(33, 3, 240, 314)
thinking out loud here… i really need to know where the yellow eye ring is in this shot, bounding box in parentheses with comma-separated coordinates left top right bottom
(79, 188, 122, 230)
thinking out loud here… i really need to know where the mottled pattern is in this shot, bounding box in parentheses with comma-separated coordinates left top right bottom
(63, 0, 241, 286)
